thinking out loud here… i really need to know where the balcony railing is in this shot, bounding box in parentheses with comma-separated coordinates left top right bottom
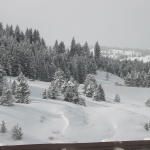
(0, 140, 150, 150)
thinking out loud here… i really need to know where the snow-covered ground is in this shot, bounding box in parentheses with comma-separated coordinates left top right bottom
(90, 47, 150, 62)
(1, 71, 150, 145)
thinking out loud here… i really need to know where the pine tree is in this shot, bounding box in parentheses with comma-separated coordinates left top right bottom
(53, 69, 65, 92)
(53, 40, 59, 53)
(86, 84, 94, 97)
(87, 56, 97, 75)
(70, 37, 76, 57)
(0, 85, 15, 106)
(58, 41, 65, 53)
(64, 79, 79, 104)
(42, 89, 47, 99)
(94, 41, 101, 68)
(0, 121, 7, 133)
(76, 57, 87, 83)
(47, 81, 58, 99)
(11, 80, 17, 95)
(83, 74, 97, 95)
(12, 124, 23, 140)
(93, 84, 106, 101)
(82, 42, 90, 56)
(114, 94, 120, 103)
(15, 72, 30, 104)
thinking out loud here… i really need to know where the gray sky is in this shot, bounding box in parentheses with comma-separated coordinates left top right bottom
(0, 0, 150, 49)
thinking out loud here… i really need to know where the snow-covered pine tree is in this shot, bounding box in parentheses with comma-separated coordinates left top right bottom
(86, 84, 94, 97)
(0, 121, 7, 133)
(93, 84, 106, 101)
(64, 79, 79, 104)
(15, 72, 30, 104)
(87, 56, 97, 75)
(0, 85, 15, 106)
(17, 72, 25, 82)
(114, 94, 121, 103)
(42, 89, 47, 99)
(12, 124, 23, 140)
(11, 80, 17, 95)
(53, 69, 65, 93)
(83, 74, 97, 96)
(47, 81, 58, 99)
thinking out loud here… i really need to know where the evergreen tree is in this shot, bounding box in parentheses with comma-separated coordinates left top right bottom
(76, 57, 87, 83)
(94, 41, 101, 67)
(15, 25, 21, 42)
(82, 42, 90, 56)
(83, 74, 97, 95)
(0, 121, 7, 133)
(86, 84, 94, 97)
(11, 80, 17, 95)
(0, 85, 15, 106)
(53, 40, 59, 53)
(93, 84, 106, 101)
(42, 89, 47, 99)
(58, 41, 65, 53)
(70, 37, 76, 57)
(53, 69, 65, 92)
(87, 56, 97, 74)
(114, 94, 120, 103)
(12, 124, 23, 140)
(64, 79, 79, 104)
(15, 72, 30, 104)
(47, 81, 58, 99)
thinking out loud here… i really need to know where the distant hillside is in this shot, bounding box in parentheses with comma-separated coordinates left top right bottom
(90, 46, 150, 62)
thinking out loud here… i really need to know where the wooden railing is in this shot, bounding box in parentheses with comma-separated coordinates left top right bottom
(0, 140, 150, 150)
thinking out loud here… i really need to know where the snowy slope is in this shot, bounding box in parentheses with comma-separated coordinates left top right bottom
(90, 47, 150, 62)
(1, 72, 150, 145)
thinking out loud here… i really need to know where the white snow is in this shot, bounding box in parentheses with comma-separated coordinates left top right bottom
(90, 47, 150, 62)
(1, 71, 150, 145)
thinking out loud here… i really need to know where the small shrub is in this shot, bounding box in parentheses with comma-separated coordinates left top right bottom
(12, 124, 23, 140)
(145, 99, 150, 107)
(42, 89, 47, 99)
(144, 122, 150, 131)
(77, 97, 86, 106)
(114, 94, 121, 103)
(0, 121, 7, 133)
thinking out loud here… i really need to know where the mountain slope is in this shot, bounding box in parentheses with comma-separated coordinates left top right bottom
(0, 72, 150, 145)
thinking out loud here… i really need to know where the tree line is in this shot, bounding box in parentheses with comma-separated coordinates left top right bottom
(0, 22, 150, 87)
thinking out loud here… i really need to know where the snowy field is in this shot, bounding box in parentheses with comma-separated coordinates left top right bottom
(1, 71, 150, 145)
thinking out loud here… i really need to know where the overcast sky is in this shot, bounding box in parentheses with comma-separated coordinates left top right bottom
(0, 0, 150, 49)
